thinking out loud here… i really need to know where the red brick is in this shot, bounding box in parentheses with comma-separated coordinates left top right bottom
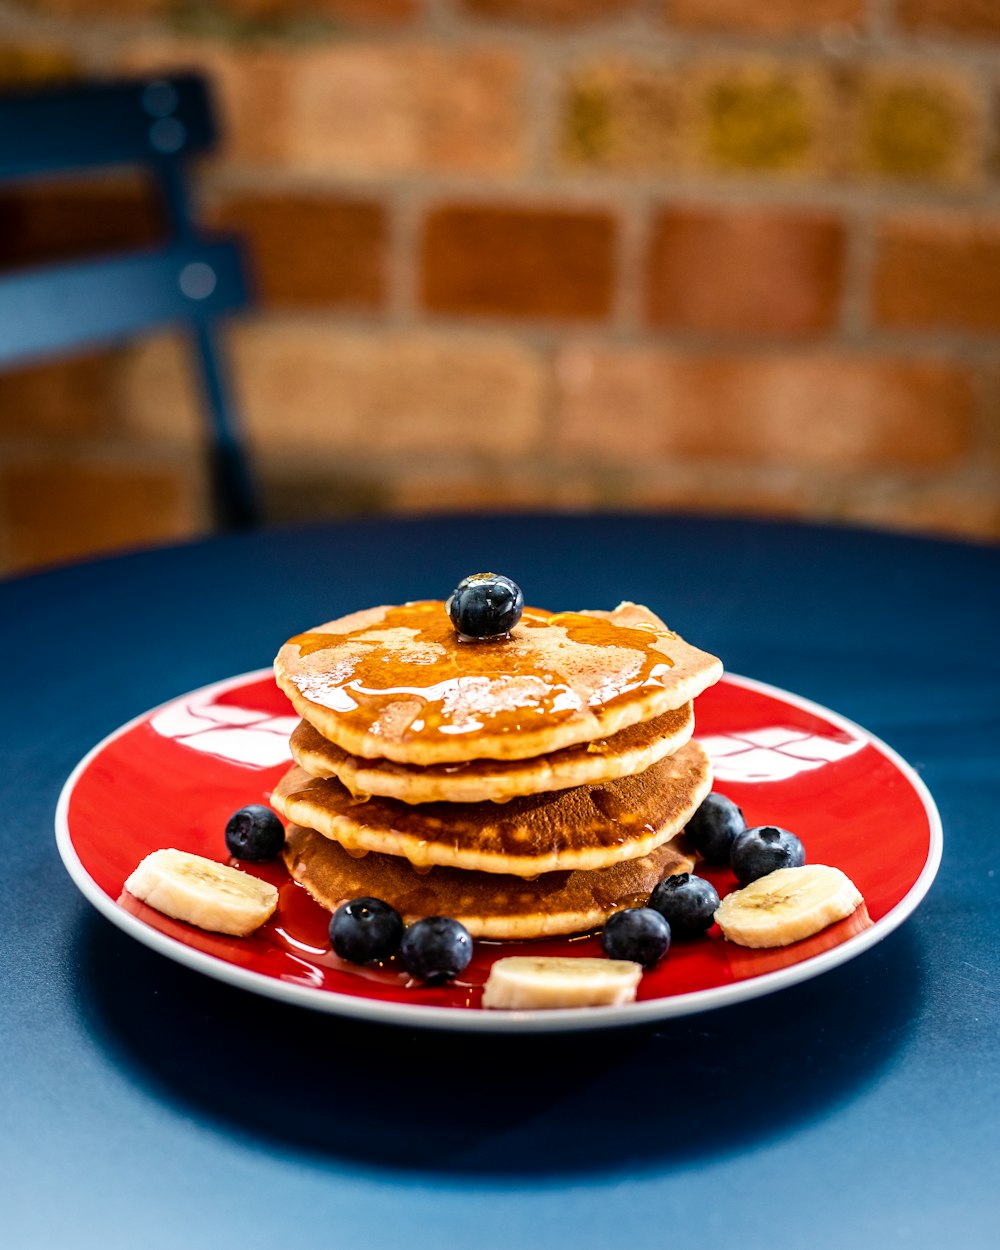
(554, 348, 974, 470)
(214, 0, 420, 22)
(695, 61, 834, 175)
(203, 193, 387, 309)
(421, 205, 616, 320)
(873, 214, 1000, 333)
(389, 463, 600, 513)
(17, 1, 167, 15)
(0, 177, 165, 271)
(290, 45, 524, 175)
(226, 326, 545, 457)
(646, 207, 845, 336)
(846, 68, 980, 184)
(562, 58, 843, 176)
(982, 365, 1000, 471)
(611, 470, 824, 519)
(895, 0, 1000, 38)
(664, 0, 865, 34)
(1, 460, 199, 573)
(0, 45, 81, 86)
(0, 353, 120, 439)
(459, 0, 638, 23)
(121, 42, 298, 166)
(119, 329, 545, 460)
(579, 466, 1000, 542)
(561, 62, 682, 170)
(115, 336, 202, 447)
(845, 483, 1000, 542)
(124, 40, 525, 175)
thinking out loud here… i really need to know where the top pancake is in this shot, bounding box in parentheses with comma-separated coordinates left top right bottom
(274, 599, 722, 766)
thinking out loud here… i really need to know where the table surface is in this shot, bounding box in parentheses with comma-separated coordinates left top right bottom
(2, 513, 997, 1250)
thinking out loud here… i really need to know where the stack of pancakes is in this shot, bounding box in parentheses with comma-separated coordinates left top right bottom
(270, 599, 722, 940)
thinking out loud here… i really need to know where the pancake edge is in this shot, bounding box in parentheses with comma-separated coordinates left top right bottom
(270, 743, 713, 878)
(281, 826, 698, 940)
(288, 703, 696, 804)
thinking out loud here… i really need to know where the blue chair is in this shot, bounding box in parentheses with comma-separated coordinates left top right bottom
(0, 74, 259, 528)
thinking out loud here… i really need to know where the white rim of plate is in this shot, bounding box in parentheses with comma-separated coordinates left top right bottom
(55, 669, 943, 1034)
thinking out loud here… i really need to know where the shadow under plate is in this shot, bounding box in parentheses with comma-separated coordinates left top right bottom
(72, 908, 924, 1180)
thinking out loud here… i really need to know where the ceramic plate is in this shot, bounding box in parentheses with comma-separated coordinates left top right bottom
(55, 671, 941, 1032)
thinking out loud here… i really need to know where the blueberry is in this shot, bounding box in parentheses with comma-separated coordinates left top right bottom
(400, 916, 473, 984)
(446, 573, 524, 639)
(224, 804, 285, 861)
(600, 907, 671, 969)
(730, 825, 806, 886)
(648, 872, 720, 938)
(330, 897, 404, 964)
(684, 792, 746, 864)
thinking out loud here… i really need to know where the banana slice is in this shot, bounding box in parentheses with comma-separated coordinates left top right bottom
(482, 956, 643, 1010)
(714, 864, 863, 949)
(125, 849, 278, 937)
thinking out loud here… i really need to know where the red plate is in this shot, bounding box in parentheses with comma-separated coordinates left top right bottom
(55, 671, 941, 1032)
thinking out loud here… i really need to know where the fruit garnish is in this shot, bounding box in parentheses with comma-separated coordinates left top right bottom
(400, 916, 473, 984)
(482, 956, 643, 1009)
(730, 825, 806, 885)
(714, 865, 863, 948)
(124, 849, 278, 936)
(600, 907, 671, 968)
(648, 872, 720, 938)
(224, 804, 286, 861)
(329, 896, 404, 964)
(446, 573, 524, 639)
(684, 791, 746, 864)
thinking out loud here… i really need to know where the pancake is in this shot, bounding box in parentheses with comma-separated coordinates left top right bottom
(283, 823, 698, 940)
(288, 702, 695, 804)
(274, 600, 722, 766)
(270, 740, 712, 877)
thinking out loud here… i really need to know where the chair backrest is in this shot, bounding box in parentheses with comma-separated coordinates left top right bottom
(0, 74, 258, 528)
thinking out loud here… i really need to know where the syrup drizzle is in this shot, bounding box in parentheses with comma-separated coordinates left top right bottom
(286, 602, 677, 748)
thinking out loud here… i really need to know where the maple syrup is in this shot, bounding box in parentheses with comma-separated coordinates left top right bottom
(285, 601, 678, 751)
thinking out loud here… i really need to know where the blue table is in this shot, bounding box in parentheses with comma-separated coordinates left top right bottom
(2, 514, 997, 1249)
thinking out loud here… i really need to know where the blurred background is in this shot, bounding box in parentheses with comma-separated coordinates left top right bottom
(0, 0, 998, 575)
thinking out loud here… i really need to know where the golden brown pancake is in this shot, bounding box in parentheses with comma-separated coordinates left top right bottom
(270, 740, 712, 877)
(283, 823, 697, 940)
(288, 703, 695, 804)
(274, 600, 722, 766)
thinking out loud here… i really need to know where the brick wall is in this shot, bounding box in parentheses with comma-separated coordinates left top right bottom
(1, 0, 998, 573)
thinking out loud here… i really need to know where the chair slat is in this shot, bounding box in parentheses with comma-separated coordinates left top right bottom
(0, 73, 260, 529)
(0, 76, 216, 180)
(0, 239, 249, 368)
